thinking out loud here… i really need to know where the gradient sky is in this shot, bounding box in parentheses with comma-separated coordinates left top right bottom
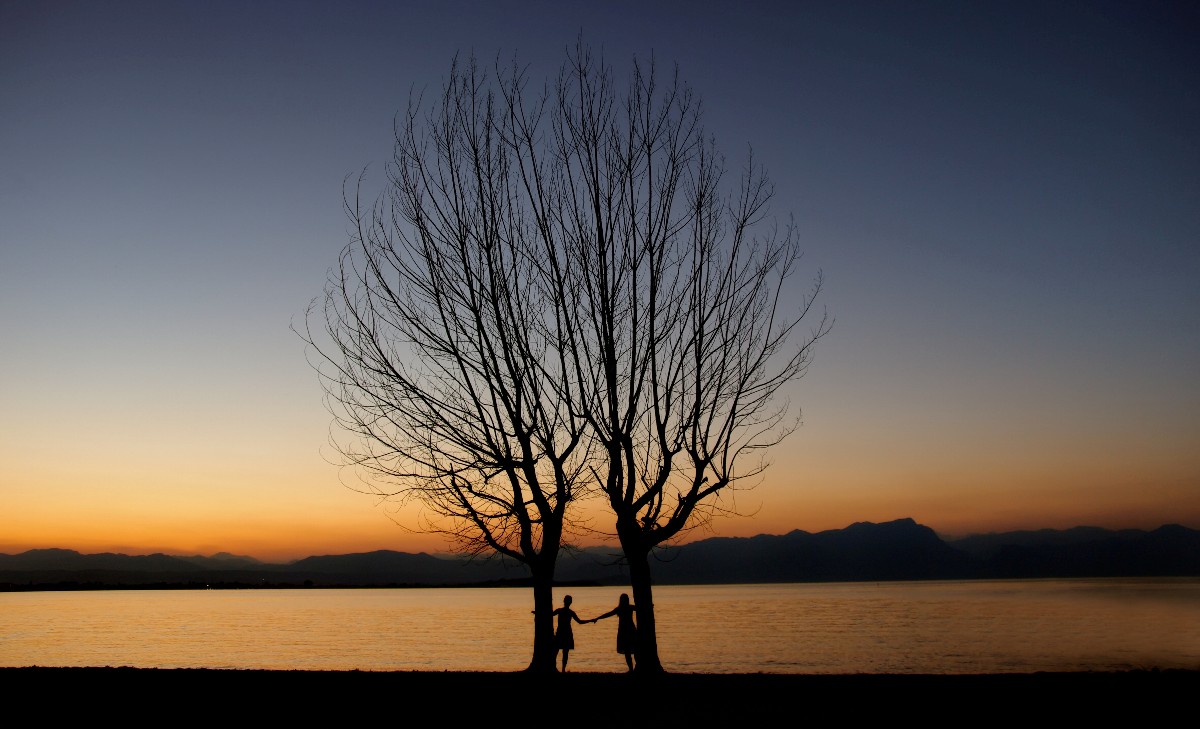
(2, 1, 1197, 562)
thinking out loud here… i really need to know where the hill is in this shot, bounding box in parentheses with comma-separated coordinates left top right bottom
(2, 519, 1197, 590)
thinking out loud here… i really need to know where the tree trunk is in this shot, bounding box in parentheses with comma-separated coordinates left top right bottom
(525, 566, 559, 673)
(624, 544, 665, 673)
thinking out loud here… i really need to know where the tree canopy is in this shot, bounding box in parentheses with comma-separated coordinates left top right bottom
(303, 40, 829, 673)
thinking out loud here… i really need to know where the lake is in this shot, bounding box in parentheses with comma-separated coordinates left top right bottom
(3, 578, 1198, 673)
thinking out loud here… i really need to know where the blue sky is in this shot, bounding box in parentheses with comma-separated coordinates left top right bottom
(2, 1, 1197, 560)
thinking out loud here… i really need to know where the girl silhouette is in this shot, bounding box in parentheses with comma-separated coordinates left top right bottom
(589, 593, 638, 671)
(551, 594, 587, 672)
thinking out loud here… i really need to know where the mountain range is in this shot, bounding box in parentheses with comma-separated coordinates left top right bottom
(2, 518, 1198, 590)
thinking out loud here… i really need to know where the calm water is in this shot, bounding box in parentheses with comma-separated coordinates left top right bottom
(2, 579, 1198, 674)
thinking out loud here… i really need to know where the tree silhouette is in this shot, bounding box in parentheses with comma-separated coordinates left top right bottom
(303, 40, 828, 674)
(301, 53, 593, 673)
(546, 43, 830, 672)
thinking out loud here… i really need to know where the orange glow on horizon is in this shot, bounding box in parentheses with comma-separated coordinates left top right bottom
(4, 382, 1196, 562)
(4, 465, 1198, 562)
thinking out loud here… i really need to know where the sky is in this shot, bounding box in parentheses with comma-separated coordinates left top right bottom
(2, 0, 1197, 563)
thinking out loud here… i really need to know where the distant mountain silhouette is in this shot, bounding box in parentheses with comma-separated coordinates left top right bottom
(182, 552, 267, 570)
(3, 519, 1198, 590)
(949, 523, 1200, 578)
(637, 518, 974, 583)
(0, 548, 204, 573)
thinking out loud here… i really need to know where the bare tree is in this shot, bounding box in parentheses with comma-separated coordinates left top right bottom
(301, 54, 593, 673)
(546, 44, 830, 673)
(303, 41, 828, 674)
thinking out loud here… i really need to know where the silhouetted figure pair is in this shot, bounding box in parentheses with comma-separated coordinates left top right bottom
(545, 593, 639, 672)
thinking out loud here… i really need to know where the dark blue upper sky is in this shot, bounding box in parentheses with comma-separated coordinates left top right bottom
(2, 1, 1197, 558)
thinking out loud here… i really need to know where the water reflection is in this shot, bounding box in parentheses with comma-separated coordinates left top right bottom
(2, 578, 1197, 673)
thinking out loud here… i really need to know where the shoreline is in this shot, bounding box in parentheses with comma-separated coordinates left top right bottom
(4, 667, 1194, 721)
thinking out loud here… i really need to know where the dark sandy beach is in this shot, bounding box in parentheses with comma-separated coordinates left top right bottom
(4, 667, 1194, 724)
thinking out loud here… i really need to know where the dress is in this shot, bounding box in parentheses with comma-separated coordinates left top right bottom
(613, 604, 637, 654)
(553, 607, 576, 650)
